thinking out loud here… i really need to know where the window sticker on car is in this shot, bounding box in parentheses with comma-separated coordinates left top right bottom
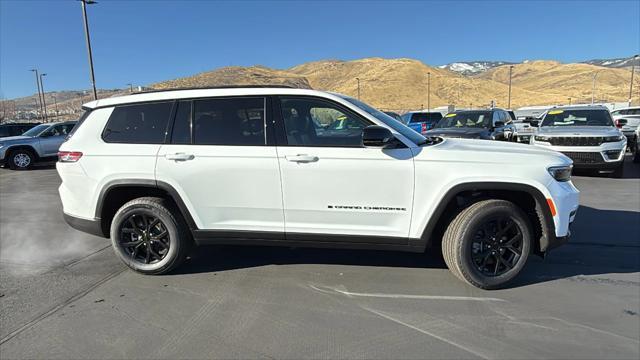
(548, 110, 564, 115)
(446, 113, 456, 117)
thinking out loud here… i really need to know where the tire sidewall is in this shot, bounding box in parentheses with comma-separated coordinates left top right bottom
(10, 150, 34, 170)
(458, 204, 531, 288)
(110, 203, 181, 273)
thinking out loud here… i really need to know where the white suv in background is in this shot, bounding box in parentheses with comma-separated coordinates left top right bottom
(530, 106, 627, 177)
(57, 86, 579, 289)
(611, 106, 640, 153)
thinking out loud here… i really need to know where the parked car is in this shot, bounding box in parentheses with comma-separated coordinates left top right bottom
(425, 109, 516, 141)
(530, 105, 626, 177)
(58, 87, 578, 289)
(634, 125, 640, 163)
(401, 111, 443, 134)
(383, 111, 403, 123)
(0, 121, 77, 169)
(512, 116, 538, 143)
(0, 122, 41, 137)
(610, 106, 640, 152)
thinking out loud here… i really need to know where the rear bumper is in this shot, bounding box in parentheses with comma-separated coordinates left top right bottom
(63, 213, 107, 238)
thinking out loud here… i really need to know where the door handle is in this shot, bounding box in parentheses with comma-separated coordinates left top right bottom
(165, 153, 195, 161)
(285, 154, 319, 163)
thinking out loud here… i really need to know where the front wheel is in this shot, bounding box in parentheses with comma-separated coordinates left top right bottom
(8, 149, 35, 170)
(110, 197, 192, 274)
(442, 199, 532, 289)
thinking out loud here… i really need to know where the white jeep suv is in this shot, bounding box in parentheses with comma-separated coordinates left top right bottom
(58, 87, 579, 289)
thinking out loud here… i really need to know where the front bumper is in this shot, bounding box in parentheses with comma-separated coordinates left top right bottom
(531, 140, 626, 170)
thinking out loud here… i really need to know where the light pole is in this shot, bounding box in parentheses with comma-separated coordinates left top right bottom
(52, 95, 59, 118)
(29, 69, 44, 120)
(356, 77, 360, 100)
(427, 72, 431, 112)
(127, 83, 133, 93)
(507, 65, 514, 109)
(79, 0, 98, 100)
(39, 73, 48, 121)
(568, 97, 572, 105)
(629, 54, 639, 106)
(591, 71, 600, 104)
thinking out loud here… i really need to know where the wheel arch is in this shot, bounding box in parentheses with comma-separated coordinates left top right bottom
(420, 182, 556, 255)
(95, 179, 197, 237)
(6, 145, 39, 160)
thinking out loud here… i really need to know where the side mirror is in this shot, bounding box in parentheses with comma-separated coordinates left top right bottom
(615, 119, 627, 128)
(362, 125, 397, 148)
(530, 120, 540, 127)
(493, 121, 505, 128)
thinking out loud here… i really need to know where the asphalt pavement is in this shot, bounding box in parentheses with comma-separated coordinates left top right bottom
(0, 159, 638, 359)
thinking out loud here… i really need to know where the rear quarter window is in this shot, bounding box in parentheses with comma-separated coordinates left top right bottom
(102, 102, 173, 144)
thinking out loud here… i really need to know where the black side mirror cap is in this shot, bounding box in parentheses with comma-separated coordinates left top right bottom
(494, 121, 505, 128)
(362, 125, 397, 148)
(530, 120, 540, 127)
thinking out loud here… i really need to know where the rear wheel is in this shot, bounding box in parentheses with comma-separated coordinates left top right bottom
(110, 197, 192, 274)
(8, 149, 35, 170)
(442, 199, 532, 289)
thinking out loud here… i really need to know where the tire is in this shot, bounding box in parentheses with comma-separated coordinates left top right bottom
(110, 197, 192, 274)
(442, 199, 532, 290)
(8, 149, 35, 170)
(611, 163, 624, 178)
(634, 145, 640, 163)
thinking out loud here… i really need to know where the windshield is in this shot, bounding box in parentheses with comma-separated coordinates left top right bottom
(435, 111, 492, 129)
(337, 95, 428, 145)
(21, 124, 50, 137)
(409, 112, 442, 123)
(541, 109, 614, 127)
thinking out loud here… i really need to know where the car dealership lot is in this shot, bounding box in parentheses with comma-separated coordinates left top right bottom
(0, 162, 638, 359)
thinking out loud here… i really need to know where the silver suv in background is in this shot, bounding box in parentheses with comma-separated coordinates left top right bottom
(0, 121, 77, 170)
(530, 106, 626, 177)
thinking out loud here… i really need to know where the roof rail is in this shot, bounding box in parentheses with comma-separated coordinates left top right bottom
(133, 85, 297, 94)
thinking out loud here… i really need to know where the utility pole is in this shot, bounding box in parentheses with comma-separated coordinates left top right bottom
(53, 95, 59, 118)
(356, 77, 360, 100)
(127, 83, 133, 93)
(591, 71, 600, 104)
(629, 54, 639, 106)
(427, 72, 431, 112)
(568, 97, 572, 105)
(29, 69, 44, 120)
(39, 73, 48, 121)
(507, 65, 514, 109)
(80, 0, 98, 100)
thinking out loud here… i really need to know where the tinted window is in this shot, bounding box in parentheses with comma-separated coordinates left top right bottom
(410, 112, 442, 123)
(171, 101, 191, 144)
(193, 97, 265, 146)
(0, 127, 9, 137)
(435, 111, 492, 129)
(541, 109, 614, 127)
(280, 97, 370, 147)
(103, 102, 173, 143)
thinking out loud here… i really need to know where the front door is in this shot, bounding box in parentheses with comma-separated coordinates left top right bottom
(156, 97, 284, 234)
(275, 96, 414, 242)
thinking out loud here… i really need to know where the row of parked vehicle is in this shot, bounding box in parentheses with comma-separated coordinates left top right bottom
(385, 105, 640, 178)
(0, 121, 78, 169)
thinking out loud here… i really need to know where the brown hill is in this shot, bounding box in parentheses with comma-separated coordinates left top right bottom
(149, 57, 638, 110)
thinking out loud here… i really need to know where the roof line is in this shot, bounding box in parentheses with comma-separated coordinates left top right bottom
(133, 85, 297, 95)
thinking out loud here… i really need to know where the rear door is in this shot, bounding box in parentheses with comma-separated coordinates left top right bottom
(274, 96, 414, 241)
(156, 97, 284, 234)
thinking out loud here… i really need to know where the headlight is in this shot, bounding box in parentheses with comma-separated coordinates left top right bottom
(603, 135, 624, 142)
(548, 165, 572, 182)
(534, 135, 550, 142)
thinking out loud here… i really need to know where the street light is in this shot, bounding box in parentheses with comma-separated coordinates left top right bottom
(52, 95, 59, 118)
(39, 73, 48, 121)
(356, 77, 360, 100)
(79, 0, 98, 100)
(427, 72, 431, 112)
(507, 65, 514, 109)
(629, 54, 639, 106)
(591, 70, 600, 104)
(29, 69, 44, 120)
(568, 97, 572, 105)
(127, 83, 133, 93)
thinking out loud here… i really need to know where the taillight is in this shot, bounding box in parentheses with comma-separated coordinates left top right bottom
(614, 119, 625, 128)
(421, 122, 427, 133)
(58, 151, 83, 162)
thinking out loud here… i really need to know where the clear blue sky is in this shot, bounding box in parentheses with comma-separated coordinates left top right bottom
(1, 0, 638, 99)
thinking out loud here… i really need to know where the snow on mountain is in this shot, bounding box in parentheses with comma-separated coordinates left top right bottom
(439, 61, 516, 75)
(581, 56, 639, 68)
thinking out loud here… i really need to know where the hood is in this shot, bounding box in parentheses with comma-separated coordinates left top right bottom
(537, 126, 620, 137)
(425, 128, 487, 139)
(0, 135, 33, 143)
(417, 137, 571, 167)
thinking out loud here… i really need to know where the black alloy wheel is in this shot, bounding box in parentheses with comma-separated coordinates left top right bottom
(119, 213, 170, 265)
(470, 216, 524, 277)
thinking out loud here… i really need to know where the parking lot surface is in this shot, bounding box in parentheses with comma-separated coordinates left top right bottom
(1, 160, 639, 359)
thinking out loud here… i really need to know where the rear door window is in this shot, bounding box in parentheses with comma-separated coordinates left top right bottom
(193, 97, 265, 146)
(103, 102, 173, 144)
